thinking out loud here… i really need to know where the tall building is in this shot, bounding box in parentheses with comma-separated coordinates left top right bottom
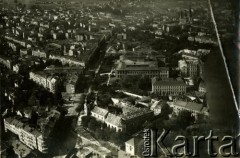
(178, 60, 200, 77)
(29, 71, 59, 93)
(4, 110, 61, 153)
(179, 6, 192, 24)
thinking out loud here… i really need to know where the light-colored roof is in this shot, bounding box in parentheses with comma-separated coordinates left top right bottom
(105, 113, 122, 127)
(173, 101, 204, 112)
(12, 140, 31, 158)
(91, 106, 108, 117)
(125, 137, 142, 147)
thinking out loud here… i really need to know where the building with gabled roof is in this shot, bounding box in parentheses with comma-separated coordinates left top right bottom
(91, 106, 108, 122)
(105, 113, 124, 132)
(124, 136, 143, 157)
(168, 100, 208, 117)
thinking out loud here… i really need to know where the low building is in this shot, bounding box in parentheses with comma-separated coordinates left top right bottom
(12, 64, 20, 73)
(90, 106, 153, 133)
(199, 80, 207, 93)
(150, 101, 166, 115)
(168, 100, 208, 117)
(121, 108, 153, 133)
(152, 77, 187, 96)
(91, 106, 108, 122)
(4, 35, 26, 47)
(32, 49, 47, 58)
(0, 56, 12, 69)
(188, 35, 218, 45)
(20, 49, 28, 56)
(124, 137, 143, 157)
(65, 82, 76, 94)
(12, 140, 32, 158)
(105, 113, 124, 132)
(83, 144, 112, 158)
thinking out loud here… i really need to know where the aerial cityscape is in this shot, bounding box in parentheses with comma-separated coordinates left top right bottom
(0, 0, 239, 158)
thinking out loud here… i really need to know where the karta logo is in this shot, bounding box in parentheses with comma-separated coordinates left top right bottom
(143, 129, 240, 157)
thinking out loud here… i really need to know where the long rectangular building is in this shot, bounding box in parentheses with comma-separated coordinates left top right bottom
(152, 77, 187, 96)
(115, 55, 169, 79)
(29, 71, 58, 93)
(4, 110, 60, 153)
(4, 117, 47, 153)
(168, 100, 208, 117)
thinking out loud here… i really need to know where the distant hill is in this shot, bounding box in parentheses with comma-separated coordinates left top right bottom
(3, 0, 36, 4)
(2, 0, 36, 8)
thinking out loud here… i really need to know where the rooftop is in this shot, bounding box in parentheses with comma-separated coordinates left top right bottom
(91, 106, 108, 117)
(172, 100, 204, 112)
(152, 78, 186, 86)
(12, 140, 31, 158)
(105, 113, 122, 127)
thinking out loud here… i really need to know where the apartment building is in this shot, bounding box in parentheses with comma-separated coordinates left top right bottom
(29, 71, 58, 93)
(4, 118, 47, 153)
(178, 59, 200, 77)
(4, 110, 61, 153)
(49, 54, 86, 67)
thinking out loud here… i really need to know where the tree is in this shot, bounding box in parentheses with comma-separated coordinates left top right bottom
(163, 110, 195, 131)
(88, 118, 100, 131)
(195, 113, 207, 124)
(29, 111, 38, 126)
(109, 132, 118, 144)
(81, 116, 91, 127)
(95, 129, 104, 140)
(75, 75, 89, 93)
(177, 110, 195, 128)
(160, 103, 173, 120)
(28, 92, 38, 107)
(75, 95, 85, 113)
(137, 76, 151, 91)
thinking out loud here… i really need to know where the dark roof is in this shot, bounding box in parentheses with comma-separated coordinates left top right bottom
(153, 79, 186, 86)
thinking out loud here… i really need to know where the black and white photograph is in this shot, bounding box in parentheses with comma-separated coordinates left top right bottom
(0, 0, 239, 157)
